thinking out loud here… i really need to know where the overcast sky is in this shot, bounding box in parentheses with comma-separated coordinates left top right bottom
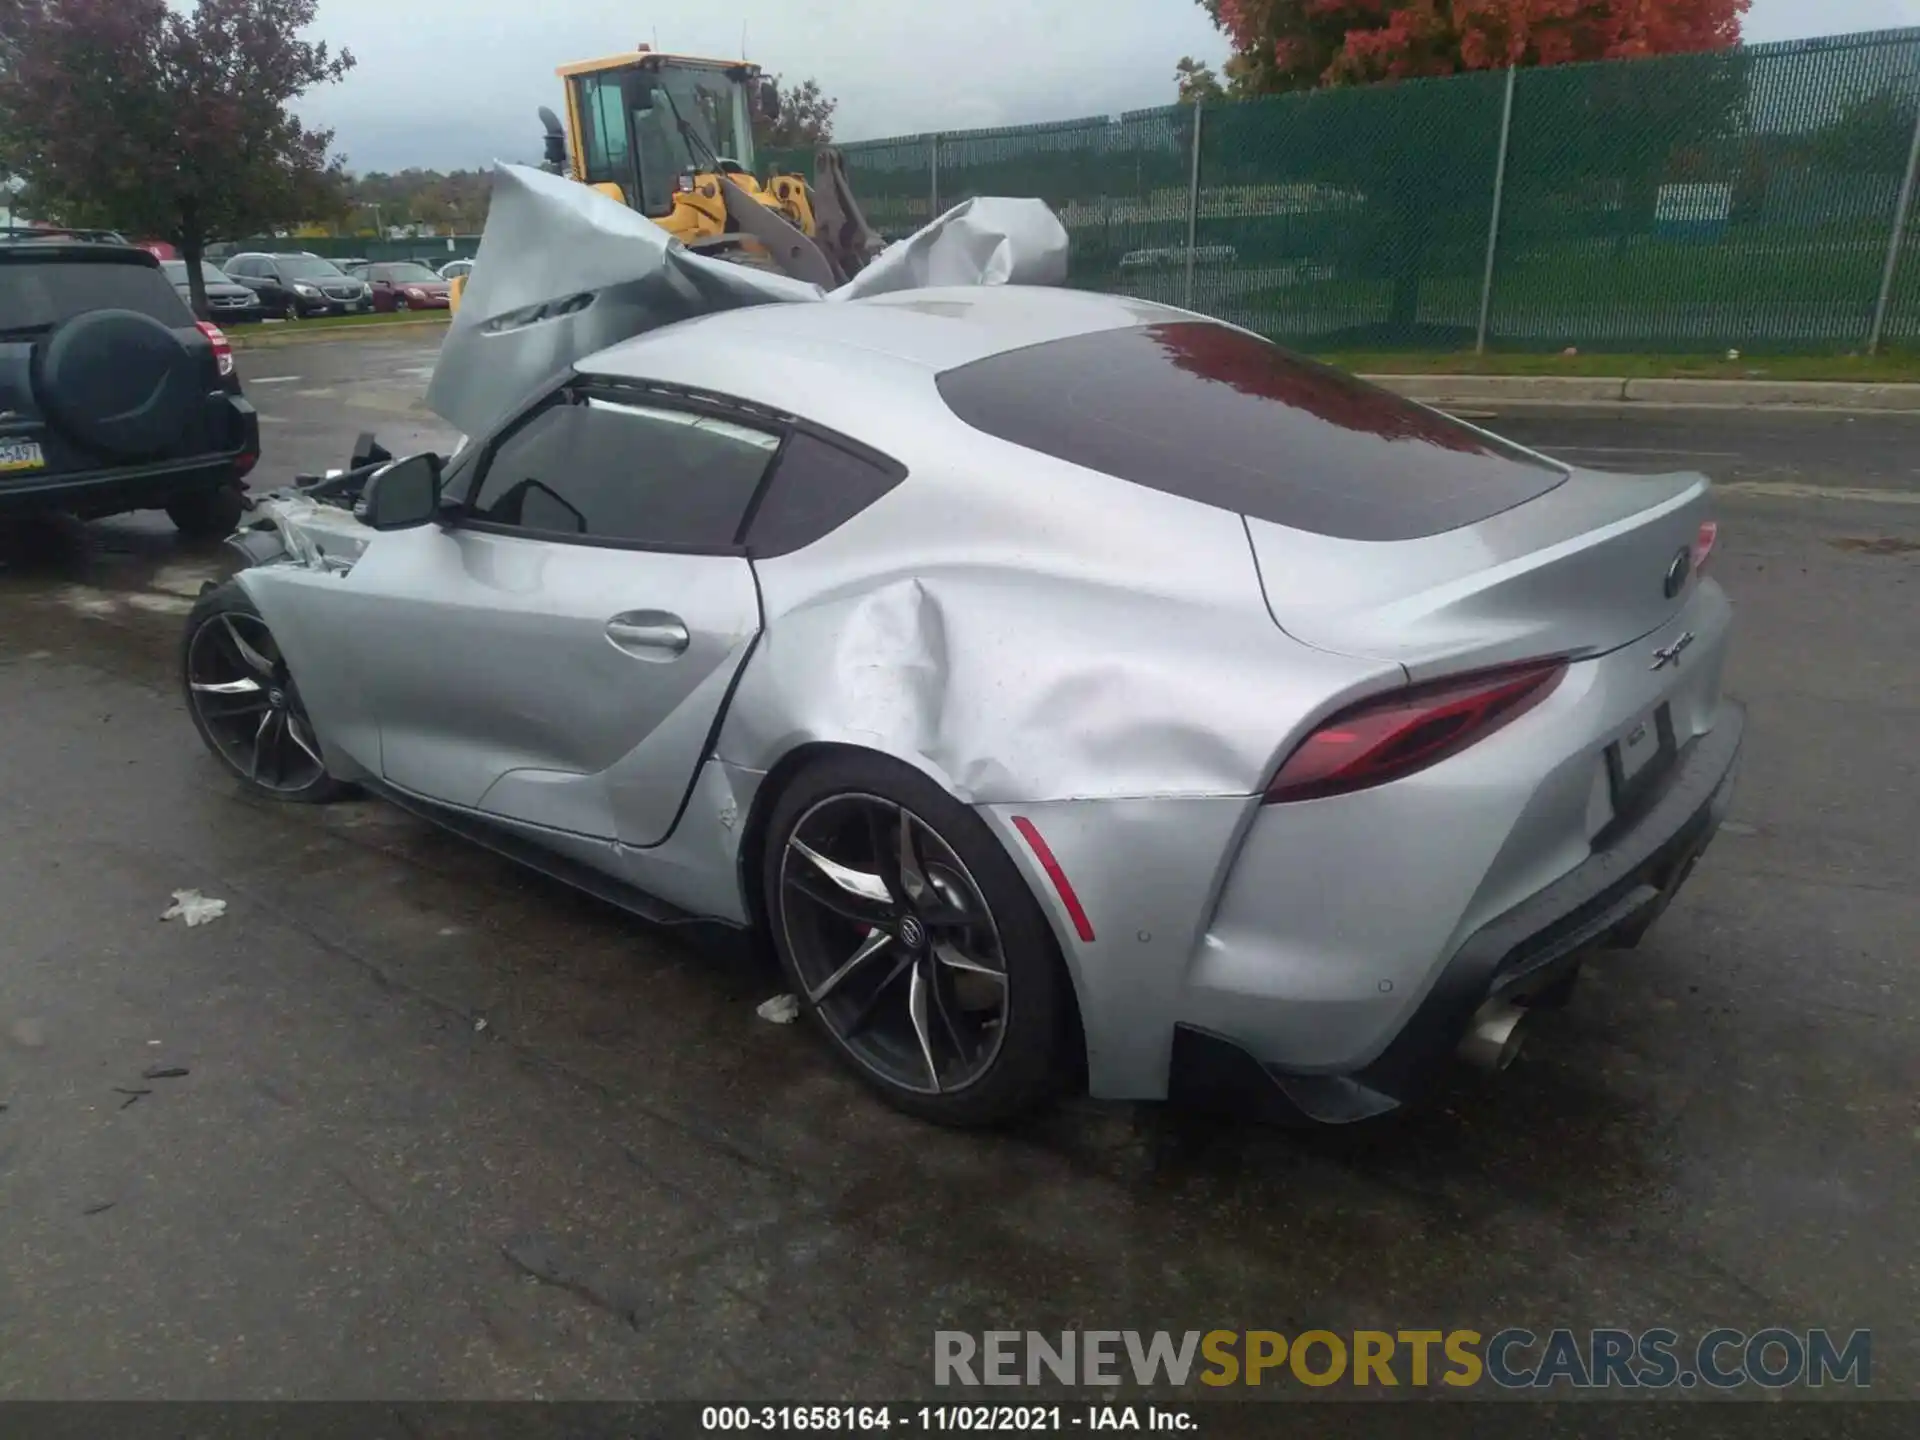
(295, 0, 1920, 174)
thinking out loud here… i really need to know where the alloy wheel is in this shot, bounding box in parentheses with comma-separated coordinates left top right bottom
(778, 794, 1010, 1096)
(185, 611, 328, 794)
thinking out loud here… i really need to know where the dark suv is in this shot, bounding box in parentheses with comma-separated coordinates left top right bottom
(224, 252, 372, 320)
(0, 242, 258, 537)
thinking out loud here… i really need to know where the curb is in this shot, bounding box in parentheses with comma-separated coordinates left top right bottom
(231, 317, 451, 350)
(1364, 373, 1920, 412)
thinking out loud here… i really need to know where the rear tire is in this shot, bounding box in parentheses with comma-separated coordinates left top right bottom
(182, 581, 347, 804)
(166, 482, 245, 540)
(762, 751, 1065, 1127)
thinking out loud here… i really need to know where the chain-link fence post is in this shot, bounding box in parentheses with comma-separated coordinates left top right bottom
(1475, 67, 1518, 355)
(929, 133, 943, 221)
(1183, 100, 1206, 311)
(1868, 95, 1920, 355)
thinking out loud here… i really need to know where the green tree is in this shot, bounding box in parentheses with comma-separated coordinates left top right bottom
(0, 0, 354, 319)
(1175, 56, 1228, 105)
(753, 75, 838, 151)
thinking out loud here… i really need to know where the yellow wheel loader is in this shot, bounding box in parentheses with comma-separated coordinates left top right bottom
(449, 47, 881, 312)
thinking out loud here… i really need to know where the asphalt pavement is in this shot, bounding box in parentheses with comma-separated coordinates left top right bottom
(0, 333, 1915, 1406)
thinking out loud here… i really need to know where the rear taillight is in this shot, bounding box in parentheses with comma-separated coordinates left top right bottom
(1692, 520, 1718, 575)
(1264, 661, 1567, 805)
(196, 320, 234, 378)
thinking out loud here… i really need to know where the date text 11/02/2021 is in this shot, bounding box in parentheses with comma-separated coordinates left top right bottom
(702, 1407, 1194, 1431)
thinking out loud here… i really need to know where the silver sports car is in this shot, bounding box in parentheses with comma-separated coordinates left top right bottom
(183, 187, 1740, 1128)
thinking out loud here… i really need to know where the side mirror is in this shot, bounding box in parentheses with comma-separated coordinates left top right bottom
(758, 78, 781, 122)
(355, 453, 442, 531)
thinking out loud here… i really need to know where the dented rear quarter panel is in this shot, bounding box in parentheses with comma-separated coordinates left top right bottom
(716, 399, 1401, 807)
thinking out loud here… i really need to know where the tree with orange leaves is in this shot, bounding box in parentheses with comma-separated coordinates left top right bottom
(1194, 0, 1746, 96)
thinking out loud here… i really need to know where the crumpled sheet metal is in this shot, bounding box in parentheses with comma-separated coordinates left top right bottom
(836, 197, 1067, 298)
(240, 492, 374, 574)
(427, 163, 1070, 437)
(426, 165, 818, 438)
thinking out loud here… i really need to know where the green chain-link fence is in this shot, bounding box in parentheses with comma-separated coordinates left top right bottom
(788, 27, 1920, 353)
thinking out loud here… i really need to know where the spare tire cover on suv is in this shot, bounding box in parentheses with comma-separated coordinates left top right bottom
(32, 308, 203, 460)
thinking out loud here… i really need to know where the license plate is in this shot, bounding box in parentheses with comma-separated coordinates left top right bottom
(348, 302, 365, 313)
(0, 439, 45, 473)
(1609, 702, 1675, 812)
(1617, 712, 1661, 784)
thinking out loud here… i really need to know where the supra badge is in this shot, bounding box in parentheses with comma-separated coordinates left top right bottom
(1651, 632, 1696, 672)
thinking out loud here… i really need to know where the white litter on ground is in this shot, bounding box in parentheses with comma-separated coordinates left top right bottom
(756, 995, 801, 1025)
(473, 1017, 489, 1033)
(161, 889, 227, 927)
(150, 564, 221, 600)
(56, 585, 120, 618)
(125, 593, 194, 616)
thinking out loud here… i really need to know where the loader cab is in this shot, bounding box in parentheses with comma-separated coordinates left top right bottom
(557, 50, 764, 220)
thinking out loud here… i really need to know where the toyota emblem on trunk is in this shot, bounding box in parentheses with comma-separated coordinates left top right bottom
(1664, 547, 1692, 599)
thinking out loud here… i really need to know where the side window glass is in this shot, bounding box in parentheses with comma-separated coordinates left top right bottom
(575, 76, 631, 183)
(745, 431, 907, 558)
(468, 392, 780, 549)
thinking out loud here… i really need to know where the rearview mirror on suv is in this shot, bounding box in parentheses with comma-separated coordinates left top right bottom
(355, 453, 442, 531)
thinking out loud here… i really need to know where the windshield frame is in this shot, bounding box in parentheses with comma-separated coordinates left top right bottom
(650, 65, 753, 171)
(570, 62, 757, 221)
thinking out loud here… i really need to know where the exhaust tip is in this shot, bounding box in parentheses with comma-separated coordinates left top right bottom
(1458, 999, 1528, 1073)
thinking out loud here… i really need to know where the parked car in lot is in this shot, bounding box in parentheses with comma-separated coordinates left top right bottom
(0, 240, 257, 536)
(160, 259, 263, 325)
(1, 224, 131, 245)
(223, 253, 372, 320)
(182, 282, 1740, 1127)
(438, 258, 474, 283)
(345, 261, 452, 312)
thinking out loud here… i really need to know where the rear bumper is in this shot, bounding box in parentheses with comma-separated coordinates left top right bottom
(1169, 699, 1745, 1125)
(0, 398, 259, 519)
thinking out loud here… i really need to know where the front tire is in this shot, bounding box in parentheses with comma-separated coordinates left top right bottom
(182, 582, 346, 804)
(763, 752, 1065, 1126)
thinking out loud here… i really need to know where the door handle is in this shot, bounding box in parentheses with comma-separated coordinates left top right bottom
(606, 612, 690, 659)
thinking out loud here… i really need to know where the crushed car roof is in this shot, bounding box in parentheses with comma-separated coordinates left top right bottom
(427, 163, 1073, 437)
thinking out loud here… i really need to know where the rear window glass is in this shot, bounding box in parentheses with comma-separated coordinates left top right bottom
(935, 322, 1566, 542)
(0, 256, 189, 331)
